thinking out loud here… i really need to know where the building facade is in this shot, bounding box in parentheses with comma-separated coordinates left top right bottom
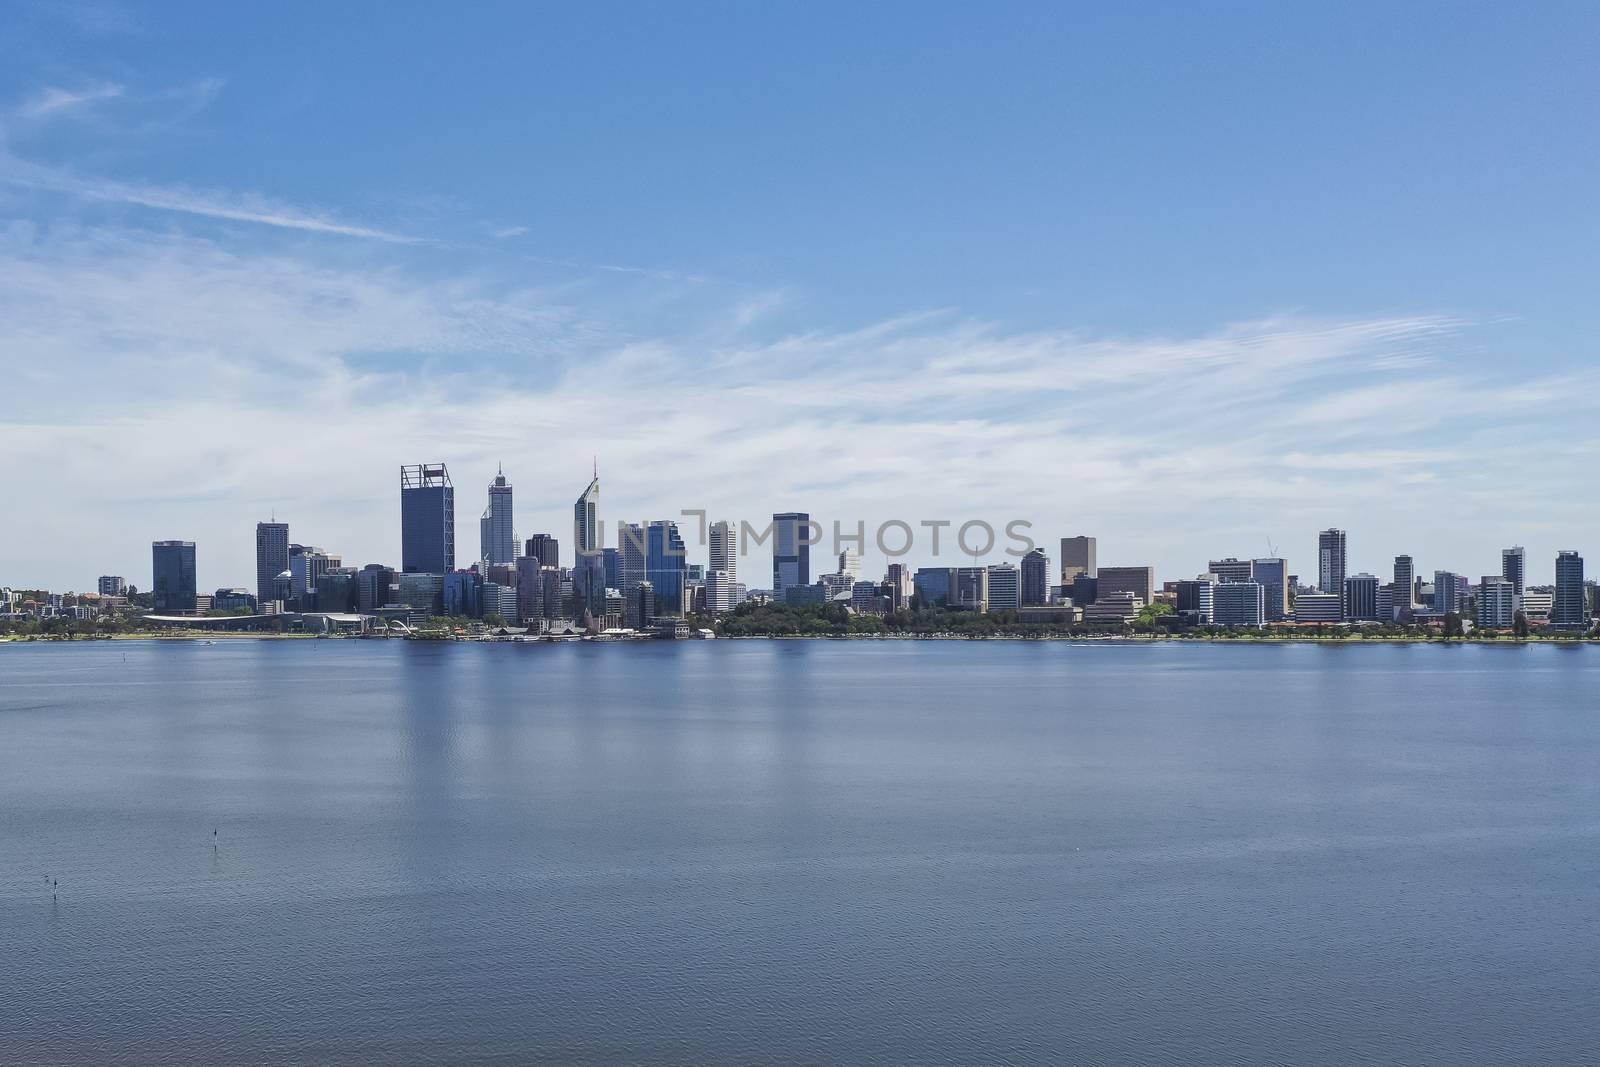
(1060, 535, 1097, 580)
(1318, 528, 1347, 595)
(772, 512, 812, 597)
(255, 521, 289, 607)
(479, 467, 516, 567)
(151, 540, 197, 613)
(400, 463, 454, 574)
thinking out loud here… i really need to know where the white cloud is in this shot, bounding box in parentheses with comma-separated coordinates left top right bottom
(1, 220, 1596, 593)
(16, 82, 125, 120)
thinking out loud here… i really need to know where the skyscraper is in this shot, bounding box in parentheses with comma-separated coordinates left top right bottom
(1554, 550, 1587, 629)
(573, 464, 600, 559)
(523, 534, 560, 568)
(573, 551, 607, 621)
(255, 521, 289, 606)
(1501, 546, 1526, 605)
(1060, 536, 1097, 579)
(709, 520, 736, 580)
(1478, 577, 1516, 629)
(1433, 570, 1461, 615)
(647, 521, 687, 616)
(1251, 558, 1289, 622)
(986, 563, 1020, 612)
(772, 512, 812, 596)
(1393, 555, 1416, 619)
(151, 540, 197, 612)
(1343, 573, 1380, 622)
(400, 463, 454, 574)
(479, 466, 516, 567)
(1020, 547, 1051, 606)
(1317, 529, 1347, 595)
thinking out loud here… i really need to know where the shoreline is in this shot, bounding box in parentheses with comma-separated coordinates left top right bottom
(5, 632, 1596, 646)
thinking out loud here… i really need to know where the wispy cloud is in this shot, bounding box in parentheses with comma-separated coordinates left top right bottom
(493, 225, 529, 239)
(16, 82, 124, 120)
(2, 220, 1595, 592)
(0, 155, 418, 242)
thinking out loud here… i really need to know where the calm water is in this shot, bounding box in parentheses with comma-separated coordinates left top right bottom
(3, 639, 1600, 1065)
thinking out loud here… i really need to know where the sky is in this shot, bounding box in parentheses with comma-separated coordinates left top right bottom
(2, 1, 1597, 592)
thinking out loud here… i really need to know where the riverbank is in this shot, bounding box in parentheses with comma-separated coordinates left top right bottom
(7, 631, 1597, 645)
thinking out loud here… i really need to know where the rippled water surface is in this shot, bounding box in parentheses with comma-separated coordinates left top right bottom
(4, 639, 1600, 1065)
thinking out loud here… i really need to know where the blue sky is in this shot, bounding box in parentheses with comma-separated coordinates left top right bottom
(2, 1, 1597, 590)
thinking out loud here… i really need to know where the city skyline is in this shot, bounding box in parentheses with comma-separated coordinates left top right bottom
(3, 7, 1599, 591)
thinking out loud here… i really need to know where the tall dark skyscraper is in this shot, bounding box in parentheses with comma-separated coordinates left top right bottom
(573, 464, 600, 560)
(479, 466, 516, 567)
(523, 534, 560, 568)
(1020, 547, 1051, 606)
(255, 521, 289, 606)
(772, 512, 811, 595)
(151, 540, 197, 612)
(1501, 546, 1526, 602)
(1317, 528, 1347, 595)
(400, 463, 454, 573)
(647, 521, 688, 616)
(1554, 550, 1587, 629)
(1393, 555, 1416, 618)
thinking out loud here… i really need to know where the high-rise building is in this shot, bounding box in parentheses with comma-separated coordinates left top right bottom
(1554, 551, 1587, 628)
(151, 540, 197, 612)
(986, 563, 1020, 612)
(705, 572, 740, 614)
(255, 521, 289, 606)
(709, 520, 736, 580)
(1212, 581, 1265, 627)
(1060, 536, 1097, 580)
(1502, 547, 1526, 605)
(837, 550, 861, 580)
(646, 521, 688, 616)
(1433, 570, 1462, 615)
(1208, 558, 1253, 584)
(884, 563, 912, 610)
(289, 545, 339, 607)
(523, 534, 560, 568)
(602, 547, 621, 591)
(1478, 577, 1516, 629)
(1098, 566, 1155, 607)
(1020, 547, 1051, 606)
(479, 466, 516, 567)
(443, 569, 482, 618)
(400, 464, 454, 574)
(356, 564, 395, 612)
(97, 576, 126, 597)
(914, 567, 957, 607)
(1175, 578, 1214, 624)
(395, 572, 444, 617)
(1393, 555, 1416, 618)
(634, 581, 656, 627)
(617, 522, 647, 603)
(1251, 558, 1289, 622)
(1317, 529, 1347, 595)
(515, 557, 561, 623)
(573, 551, 607, 620)
(955, 567, 990, 612)
(1343, 573, 1380, 622)
(573, 465, 600, 559)
(772, 513, 812, 596)
(481, 582, 519, 625)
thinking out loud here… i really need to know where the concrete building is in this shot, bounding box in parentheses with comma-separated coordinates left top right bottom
(97, 575, 126, 597)
(1502, 546, 1525, 611)
(1478, 576, 1516, 629)
(1082, 591, 1141, 625)
(1393, 555, 1416, 619)
(1294, 593, 1342, 623)
(986, 562, 1020, 612)
(1318, 528, 1348, 595)
(1208, 558, 1253, 584)
(709, 520, 736, 580)
(1098, 566, 1155, 608)
(1060, 535, 1097, 580)
(1343, 573, 1380, 622)
(1212, 581, 1266, 627)
(1175, 577, 1214, 625)
(1433, 570, 1462, 615)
